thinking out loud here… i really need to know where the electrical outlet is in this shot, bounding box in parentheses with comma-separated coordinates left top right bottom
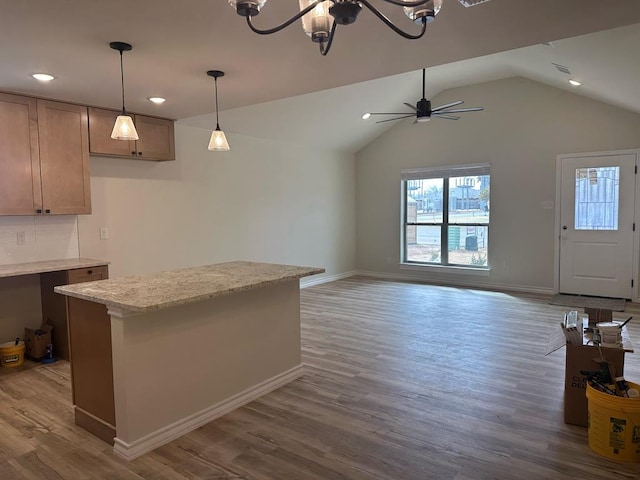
(16, 231, 26, 246)
(99, 227, 109, 240)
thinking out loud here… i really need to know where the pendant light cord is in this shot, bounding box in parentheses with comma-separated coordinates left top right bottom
(215, 77, 221, 130)
(120, 51, 126, 115)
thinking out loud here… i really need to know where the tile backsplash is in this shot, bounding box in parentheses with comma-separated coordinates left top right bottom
(0, 216, 79, 265)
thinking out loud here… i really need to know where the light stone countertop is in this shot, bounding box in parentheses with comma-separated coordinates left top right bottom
(0, 258, 110, 278)
(55, 261, 324, 314)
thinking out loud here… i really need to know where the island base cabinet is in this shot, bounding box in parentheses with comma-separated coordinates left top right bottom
(67, 296, 115, 445)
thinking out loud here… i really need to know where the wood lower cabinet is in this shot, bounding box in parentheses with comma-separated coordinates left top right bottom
(0, 93, 90, 215)
(88, 107, 175, 161)
(42, 263, 114, 444)
(67, 296, 115, 444)
(41, 265, 109, 361)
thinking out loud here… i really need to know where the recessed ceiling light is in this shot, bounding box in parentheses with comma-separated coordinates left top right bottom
(569, 79, 582, 87)
(148, 97, 166, 104)
(362, 113, 371, 120)
(32, 73, 55, 82)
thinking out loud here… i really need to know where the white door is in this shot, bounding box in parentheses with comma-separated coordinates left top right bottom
(559, 153, 636, 299)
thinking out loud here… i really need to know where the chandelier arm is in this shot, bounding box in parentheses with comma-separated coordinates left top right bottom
(359, 0, 427, 40)
(245, 1, 321, 35)
(381, 0, 431, 6)
(319, 21, 338, 56)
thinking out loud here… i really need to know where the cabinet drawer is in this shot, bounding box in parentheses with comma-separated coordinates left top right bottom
(67, 265, 109, 284)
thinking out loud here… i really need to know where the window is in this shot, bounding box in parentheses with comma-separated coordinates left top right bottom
(574, 166, 619, 231)
(401, 163, 490, 268)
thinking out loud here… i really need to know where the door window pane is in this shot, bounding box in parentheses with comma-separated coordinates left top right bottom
(575, 166, 619, 230)
(406, 226, 441, 263)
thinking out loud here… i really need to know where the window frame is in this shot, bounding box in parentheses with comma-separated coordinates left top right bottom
(401, 163, 491, 270)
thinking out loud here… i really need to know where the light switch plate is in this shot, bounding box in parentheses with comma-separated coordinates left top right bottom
(99, 227, 109, 240)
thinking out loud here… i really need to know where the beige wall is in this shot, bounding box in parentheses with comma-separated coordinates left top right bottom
(0, 124, 355, 343)
(355, 76, 640, 292)
(78, 124, 356, 279)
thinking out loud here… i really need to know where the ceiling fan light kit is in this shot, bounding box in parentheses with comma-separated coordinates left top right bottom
(229, 0, 442, 56)
(365, 68, 484, 124)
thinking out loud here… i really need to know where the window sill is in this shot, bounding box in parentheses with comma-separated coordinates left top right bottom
(399, 263, 491, 276)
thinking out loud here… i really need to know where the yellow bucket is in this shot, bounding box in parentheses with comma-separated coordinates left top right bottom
(0, 340, 25, 368)
(586, 381, 640, 462)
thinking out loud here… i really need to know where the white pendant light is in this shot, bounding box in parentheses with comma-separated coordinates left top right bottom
(110, 42, 139, 141)
(207, 70, 230, 151)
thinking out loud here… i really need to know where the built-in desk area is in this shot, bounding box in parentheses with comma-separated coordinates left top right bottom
(0, 258, 109, 360)
(55, 260, 323, 460)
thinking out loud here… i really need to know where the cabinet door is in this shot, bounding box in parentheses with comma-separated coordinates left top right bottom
(37, 100, 91, 214)
(0, 93, 42, 215)
(88, 107, 135, 157)
(135, 114, 175, 161)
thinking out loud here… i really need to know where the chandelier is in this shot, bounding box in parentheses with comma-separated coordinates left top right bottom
(229, 1, 443, 56)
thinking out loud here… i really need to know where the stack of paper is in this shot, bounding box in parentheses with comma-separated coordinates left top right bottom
(561, 310, 583, 345)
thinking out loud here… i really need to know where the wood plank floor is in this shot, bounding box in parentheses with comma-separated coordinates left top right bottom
(1, 277, 640, 479)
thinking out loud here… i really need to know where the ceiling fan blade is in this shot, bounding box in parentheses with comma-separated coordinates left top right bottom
(439, 107, 484, 113)
(375, 115, 415, 124)
(432, 100, 463, 112)
(403, 102, 418, 111)
(369, 112, 414, 116)
(431, 113, 460, 120)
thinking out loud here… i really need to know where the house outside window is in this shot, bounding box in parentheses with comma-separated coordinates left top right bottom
(401, 163, 490, 269)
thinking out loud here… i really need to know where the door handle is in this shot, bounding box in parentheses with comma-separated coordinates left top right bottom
(562, 226, 568, 230)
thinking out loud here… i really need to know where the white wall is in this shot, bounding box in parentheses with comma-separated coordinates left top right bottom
(0, 216, 79, 341)
(0, 124, 355, 343)
(78, 124, 356, 279)
(355, 77, 640, 292)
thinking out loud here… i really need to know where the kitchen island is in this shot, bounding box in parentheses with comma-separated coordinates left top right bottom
(55, 261, 324, 460)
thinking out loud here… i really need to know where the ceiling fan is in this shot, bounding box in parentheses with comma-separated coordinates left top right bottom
(365, 68, 484, 124)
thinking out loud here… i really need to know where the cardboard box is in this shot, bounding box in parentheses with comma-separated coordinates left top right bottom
(584, 307, 613, 327)
(24, 324, 53, 360)
(564, 343, 625, 426)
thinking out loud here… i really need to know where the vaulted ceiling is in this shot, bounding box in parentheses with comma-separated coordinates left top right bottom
(2, 1, 640, 152)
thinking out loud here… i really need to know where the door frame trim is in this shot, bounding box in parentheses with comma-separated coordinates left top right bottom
(554, 148, 640, 301)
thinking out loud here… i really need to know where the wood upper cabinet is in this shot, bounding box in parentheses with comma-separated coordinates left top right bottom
(88, 107, 175, 161)
(0, 93, 91, 215)
(37, 100, 91, 214)
(0, 93, 42, 215)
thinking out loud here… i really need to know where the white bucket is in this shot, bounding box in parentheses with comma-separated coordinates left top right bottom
(597, 322, 622, 345)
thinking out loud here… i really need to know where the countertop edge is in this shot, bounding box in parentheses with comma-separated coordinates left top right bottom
(55, 265, 324, 314)
(0, 258, 110, 279)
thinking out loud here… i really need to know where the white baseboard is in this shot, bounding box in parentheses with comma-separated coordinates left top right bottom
(300, 270, 357, 288)
(113, 364, 304, 461)
(355, 270, 555, 295)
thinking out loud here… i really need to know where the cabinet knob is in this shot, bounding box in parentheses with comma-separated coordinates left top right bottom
(36, 209, 42, 214)
(87, 270, 93, 274)
(138, 151, 142, 156)
(131, 151, 136, 155)
(45, 209, 51, 214)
